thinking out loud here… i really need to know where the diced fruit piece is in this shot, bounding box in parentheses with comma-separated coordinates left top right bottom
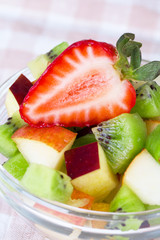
(20, 39, 136, 128)
(65, 142, 118, 201)
(0, 111, 26, 158)
(146, 125, 160, 163)
(71, 189, 94, 209)
(92, 113, 147, 174)
(109, 185, 146, 212)
(91, 202, 110, 212)
(131, 81, 160, 118)
(5, 91, 18, 117)
(105, 175, 122, 203)
(123, 149, 160, 205)
(10, 110, 27, 128)
(28, 42, 69, 79)
(8, 74, 32, 105)
(145, 119, 160, 135)
(21, 163, 73, 202)
(3, 152, 29, 180)
(5, 74, 32, 116)
(71, 133, 96, 149)
(12, 125, 77, 170)
(152, 115, 160, 121)
(145, 204, 160, 210)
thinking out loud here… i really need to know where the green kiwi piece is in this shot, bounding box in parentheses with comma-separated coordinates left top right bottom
(21, 163, 73, 203)
(0, 111, 26, 158)
(28, 42, 69, 79)
(92, 113, 147, 174)
(131, 81, 160, 118)
(11, 110, 27, 128)
(109, 185, 146, 212)
(145, 204, 160, 210)
(3, 152, 29, 180)
(72, 133, 96, 149)
(146, 124, 160, 163)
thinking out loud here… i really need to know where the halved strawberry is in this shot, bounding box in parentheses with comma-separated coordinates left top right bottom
(20, 38, 136, 127)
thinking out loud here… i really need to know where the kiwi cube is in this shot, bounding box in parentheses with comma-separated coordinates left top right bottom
(28, 42, 69, 79)
(146, 124, 160, 163)
(109, 185, 146, 212)
(21, 163, 73, 203)
(131, 81, 160, 118)
(3, 152, 29, 180)
(0, 123, 18, 158)
(92, 113, 147, 174)
(0, 111, 26, 158)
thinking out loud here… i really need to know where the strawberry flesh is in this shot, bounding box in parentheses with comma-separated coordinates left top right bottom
(20, 40, 136, 127)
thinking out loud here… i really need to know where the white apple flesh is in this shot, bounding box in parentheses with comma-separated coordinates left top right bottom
(123, 149, 160, 205)
(12, 125, 77, 170)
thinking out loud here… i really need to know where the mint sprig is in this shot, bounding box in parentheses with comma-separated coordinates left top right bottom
(115, 33, 160, 81)
(133, 61, 160, 81)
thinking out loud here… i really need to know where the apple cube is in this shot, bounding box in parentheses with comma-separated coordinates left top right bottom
(123, 149, 160, 205)
(12, 125, 77, 170)
(65, 142, 118, 201)
(5, 74, 32, 116)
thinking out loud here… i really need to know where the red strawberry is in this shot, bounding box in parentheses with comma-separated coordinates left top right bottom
(20, 39, 136, 127)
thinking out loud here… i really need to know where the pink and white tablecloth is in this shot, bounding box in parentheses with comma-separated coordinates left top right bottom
(1, 0, 160, 239)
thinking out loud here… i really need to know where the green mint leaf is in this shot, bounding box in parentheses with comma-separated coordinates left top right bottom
(133, 61, 160, 81)
(122, 41, 142, 57)
(116, 33, 135, 54)
(115, 33, 135, 77)
(130, 45, 141, 69)
(115, 33, 142, 79)
(114, 56, 130, 78)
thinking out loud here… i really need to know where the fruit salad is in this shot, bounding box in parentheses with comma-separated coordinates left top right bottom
(1, 33, 160, 213)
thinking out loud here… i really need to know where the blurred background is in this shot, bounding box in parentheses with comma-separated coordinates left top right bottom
(0, 0, 160, 239)
(1, 0, 160, 84)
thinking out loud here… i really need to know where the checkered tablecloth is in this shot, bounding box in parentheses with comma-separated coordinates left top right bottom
(1, 0, 160, 239)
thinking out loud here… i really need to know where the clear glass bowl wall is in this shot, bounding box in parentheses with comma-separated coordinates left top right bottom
(0, 68, 160, 240)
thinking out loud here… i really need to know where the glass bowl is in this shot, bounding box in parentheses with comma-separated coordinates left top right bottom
(0, 68, 160, 240)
